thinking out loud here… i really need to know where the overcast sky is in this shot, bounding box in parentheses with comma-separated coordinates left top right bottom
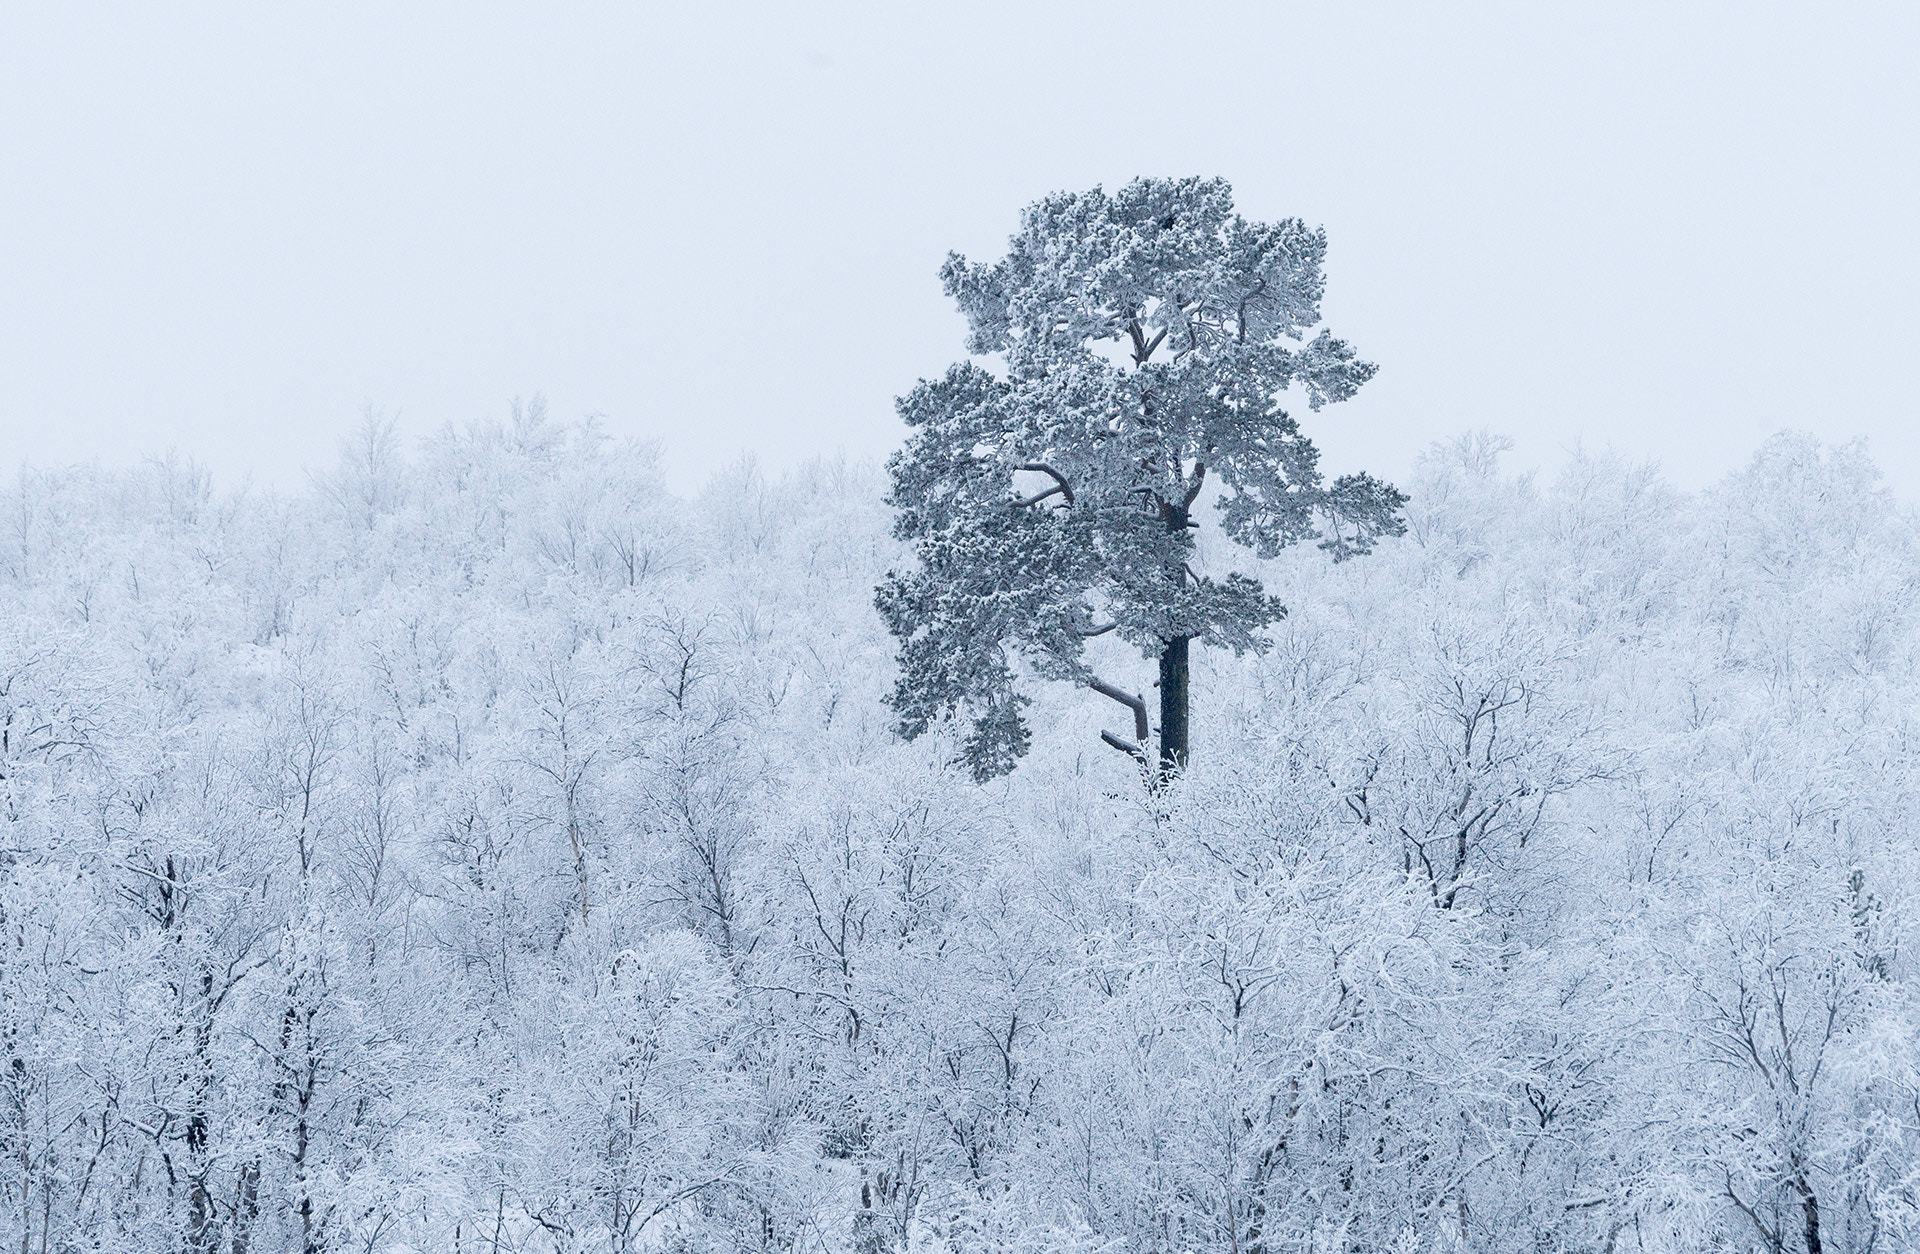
(3, 2, 1916, 498)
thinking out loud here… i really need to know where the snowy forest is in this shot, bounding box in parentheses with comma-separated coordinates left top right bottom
(6, 415, 1917, 1252)
(5, 182, 1920, 1253)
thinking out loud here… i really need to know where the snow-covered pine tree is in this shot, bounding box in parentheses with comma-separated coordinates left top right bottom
(877, 176, 1405, 778)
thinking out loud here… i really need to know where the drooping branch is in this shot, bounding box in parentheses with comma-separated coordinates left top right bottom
(1088, 676, 1150, 751)
(1017, 463, 1075, 506)
(1088, 677, 1149, 741)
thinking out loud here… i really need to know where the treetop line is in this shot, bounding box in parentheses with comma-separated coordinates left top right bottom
(877, 175, 1406, 780)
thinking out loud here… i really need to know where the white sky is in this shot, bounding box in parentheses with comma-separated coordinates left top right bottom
(3, 2, 1916, 497)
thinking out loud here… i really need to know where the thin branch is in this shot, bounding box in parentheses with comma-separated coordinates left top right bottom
(1075, 620, 1118, 637)
(120, 860, 188, 890)
(1100, 730, 1146, 760)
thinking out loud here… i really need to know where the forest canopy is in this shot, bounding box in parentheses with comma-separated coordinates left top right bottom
(2, 411, 1917, 1253)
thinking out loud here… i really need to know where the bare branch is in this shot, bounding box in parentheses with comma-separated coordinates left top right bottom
(1088, 677, 1150, 743)
(1101, 730, 1146, 760)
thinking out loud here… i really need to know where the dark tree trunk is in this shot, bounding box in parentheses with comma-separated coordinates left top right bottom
(1799, 1180, 1822, 1254)
(229, 1160, 260, 1254)
(1158, 635, 1190, 772)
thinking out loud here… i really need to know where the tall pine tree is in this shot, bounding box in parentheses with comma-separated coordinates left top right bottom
(878, 177, 1404, 779)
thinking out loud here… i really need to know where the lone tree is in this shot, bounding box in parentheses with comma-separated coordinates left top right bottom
(877, 177, 1404, 780)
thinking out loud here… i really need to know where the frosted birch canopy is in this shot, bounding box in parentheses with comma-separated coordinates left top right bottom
(4, 416, 1917, 1253)
(878, 176, 1406, 778)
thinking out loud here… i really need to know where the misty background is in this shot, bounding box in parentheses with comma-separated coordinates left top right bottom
(3, 1, 1916, 493)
